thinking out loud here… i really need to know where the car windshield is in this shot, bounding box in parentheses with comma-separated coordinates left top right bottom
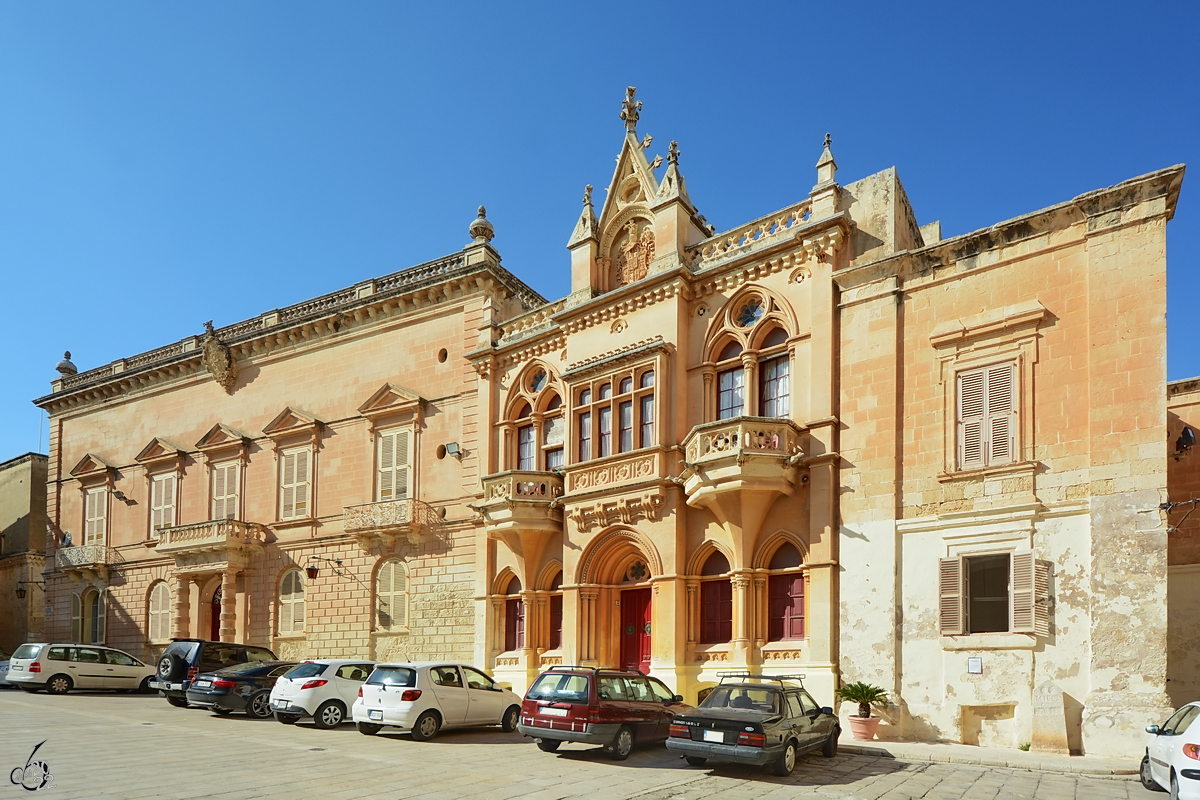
(284, 662, 327, 679)
(702, 686, 781, 713)
(366, 667, 416, 687)
(11, 645, 40, 660)
(526, 673, 591, 704)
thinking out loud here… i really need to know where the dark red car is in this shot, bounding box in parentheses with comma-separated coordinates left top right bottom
(517, 666, 692, 760)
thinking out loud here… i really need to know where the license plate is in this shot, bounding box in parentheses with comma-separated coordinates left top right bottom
(540, 707, 568, 717)
(270, 701, 284, 709)
(702, 729, 724, 743)
(10, 665, 20, 671)
(369, 710, 383, 721)
(195, 680, 211, 688)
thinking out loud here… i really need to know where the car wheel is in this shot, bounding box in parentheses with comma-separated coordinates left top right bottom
(608, 726, 634, 761)
(313, 700, 346, 729)
(772, 740, 797, 776)
(275, 713, 300, 725)
(138, 676, 154, 694)
(685, 757, 707, 767)
(410, 710, 440, 742)
(46, 675, 72, 695)
(822, 727, 839, 758)
(357, 722, 382, 736)
(166, 696, 188, 708)
(535, 738, 561, 753)
(500, 705, 520, 733)
(246, 692, 273, 719)
(211, 708, 233, 716)
(1141, 754, 1165, 791)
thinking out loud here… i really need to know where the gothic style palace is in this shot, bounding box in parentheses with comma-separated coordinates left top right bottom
(34, 90, 1188, 757)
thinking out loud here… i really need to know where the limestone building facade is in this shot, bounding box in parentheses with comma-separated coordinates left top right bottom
(33, 91, 1184, 757)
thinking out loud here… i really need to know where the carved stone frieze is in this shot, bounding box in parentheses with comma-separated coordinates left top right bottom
(568, 454, 656, 493)
(568, 490, 664, 533)
(762, 649, 803, 661)
(694, 652, 729, 663)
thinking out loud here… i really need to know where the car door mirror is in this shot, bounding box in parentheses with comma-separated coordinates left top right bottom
(821, 706, 834, 716)
(671, 695, 683, 703)
(1146, 724, 1161, 734)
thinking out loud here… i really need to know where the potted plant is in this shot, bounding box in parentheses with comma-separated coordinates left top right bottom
(835, 681, 889, 740)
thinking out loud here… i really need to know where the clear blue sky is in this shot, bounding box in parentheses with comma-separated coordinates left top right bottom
(1, 1, 1197, 460)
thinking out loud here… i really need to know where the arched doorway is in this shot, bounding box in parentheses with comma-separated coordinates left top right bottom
(576, 527, 661, 671)
(210, 586, 222, 641)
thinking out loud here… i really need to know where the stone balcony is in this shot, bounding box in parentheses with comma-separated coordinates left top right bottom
(477, 471, 564, 572)
(155, 519, 266, 572)
(343, 497, 444, 549)
(55, 545, 120, 582)
(681, 416, 806, 507)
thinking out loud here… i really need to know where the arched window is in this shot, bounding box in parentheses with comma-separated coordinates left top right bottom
(699, 551, 732, 644)
(507, 371, 565, 471)
(278, 569, 306, 635)
(148, 581, 171, 643)
(758, 326, 791, 419)
(767, 543, 805, 641)
(376, 558, 408, 631)
(74, 588, 105, 644)
(504, 576, 525, 651)
(715, 342, 745, 419)
(548, 571, 563, 650)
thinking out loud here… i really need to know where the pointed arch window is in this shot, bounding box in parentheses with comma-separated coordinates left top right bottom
(148, 581, 171, 643)
(699, 551, 733, 644)
(507, 383, 565, 472)
(278, 569, 306, 635)
(376, 558, 408, 631)
(715, 342, 745, 420)
(767, 543, 805, 641)
(708, 297, 793, 421)
(548, 571, 564, 650)
(504, 576, 525, 651)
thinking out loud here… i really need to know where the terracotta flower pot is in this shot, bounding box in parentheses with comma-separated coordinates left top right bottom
(848, 715, 882, 740)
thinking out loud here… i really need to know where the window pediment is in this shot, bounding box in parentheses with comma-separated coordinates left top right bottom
(195, 423, 252, 458)
(262, 407, 323, 446)
(135, 438, 187, 471)
(929, 300, 1050, 349)
(358, 383, 423, 430)
(70, 453, 116, 484)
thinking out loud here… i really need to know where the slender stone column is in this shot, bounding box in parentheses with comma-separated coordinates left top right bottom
(731, 574, 751, 663)
(171, 573, 190, 639)
(219, 569, 237, 642)
(579, 588, 599, 663)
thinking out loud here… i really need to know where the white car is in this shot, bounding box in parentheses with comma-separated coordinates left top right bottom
(269, 659, 375, 728)
(352, 662, 522, 741)
(1142, 701, 1200, 798)
(7, 643, 155, 694)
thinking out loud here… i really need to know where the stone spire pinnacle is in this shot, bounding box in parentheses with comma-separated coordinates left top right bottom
(568, 184, 599, 246)
(620, 87, 642, 133)
(815, 132, 837, 187)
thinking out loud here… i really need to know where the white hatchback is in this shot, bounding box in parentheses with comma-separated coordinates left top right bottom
(1142, 700, 1200, 798)
(269, 659, 376, 728)
(352, 662, 522, 741)
(7, 643, 155, 694)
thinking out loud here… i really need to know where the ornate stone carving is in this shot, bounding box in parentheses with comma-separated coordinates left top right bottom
(568, 490, 664, 533)
(201, 321, 239, 394)
(569, 454, 657, 492)
(612, 221, 655, 287)
(763, 649, 803, 661)
(620, 86, 641, 132)
(694, 652, 729, 663)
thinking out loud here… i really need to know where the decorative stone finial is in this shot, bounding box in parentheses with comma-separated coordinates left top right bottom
(815, 132, 837, 186)
(824, 132, 831, 149)
(55, 351, 77, 376)
(620, 87, 642, 133)
(641, 134, 653, 149)
(668, 141, 680, 167)
(583, 185, 593, 207)
(469, 205, 495, 244)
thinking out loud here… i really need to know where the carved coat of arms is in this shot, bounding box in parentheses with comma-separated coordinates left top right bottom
(614, 221, 655, 287)
(201, 321, 239, 393)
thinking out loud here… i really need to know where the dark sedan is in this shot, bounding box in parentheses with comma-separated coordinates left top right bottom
(185, 660, 298, 718)
(666, 674, 839, 776)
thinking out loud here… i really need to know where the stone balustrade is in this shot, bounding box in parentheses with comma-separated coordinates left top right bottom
(55, 545, 119, 571)
(156, 519, 265, 554)
(689, 199, 813, 270)
(683, 416, 805, 465)
(482, 471, 564, 503)
(343, 498, 443, 532)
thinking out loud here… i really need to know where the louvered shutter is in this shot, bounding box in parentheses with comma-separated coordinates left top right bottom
(294, 450, 310, 516)
(1033, 559, 1050, 637)
(96, 589, 106, 642)
(212, 465, 235, 520)
(394, 430, 410, 500)
(377, 561, 393, 629)
(281, 452, 295, 519)
(378, 433, 395, 501)
(986, 364, 1016, 465)
(71, 594, 81, 643)
(939, 557, 964, 635)
(392, 562, 406, 627)
(161, 475, 176, 528)
(1010, 551, 1035, 633)
(150, 477, 163, 531)
(958, 371, 986, 469)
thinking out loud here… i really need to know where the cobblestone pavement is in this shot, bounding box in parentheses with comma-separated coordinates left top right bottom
(0, 691, 1157, 799)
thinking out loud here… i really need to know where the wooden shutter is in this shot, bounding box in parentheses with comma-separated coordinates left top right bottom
(149, 582, 170, 642)
(377, 560, 393, 629)
(1033, 559, 1051, 637)
(392, 562, 406, 627)
(957, 370, 986, 470)
(1010, 551, 1035, 633)
(71, 594, 81, 643)
(212, 466, 226, 520)
(212, 464, 237, 520)
(294, 449, 310, 516)
(84, 488, 106, 545)
(986, 363, 1016, 465)
(280, 452, 296, 519)
(939, 557, 964, 635)
(378, 430, 410, 501)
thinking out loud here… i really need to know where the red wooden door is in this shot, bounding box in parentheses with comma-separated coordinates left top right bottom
(620, 588, 652, 673)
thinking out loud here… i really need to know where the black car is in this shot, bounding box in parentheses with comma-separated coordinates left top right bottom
(149, 638, 277, 707)
(185, 660, 299, 718)
(666, 673, 839, 776)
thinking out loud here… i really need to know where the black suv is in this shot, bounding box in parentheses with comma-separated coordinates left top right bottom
(149, 638, 277, 707)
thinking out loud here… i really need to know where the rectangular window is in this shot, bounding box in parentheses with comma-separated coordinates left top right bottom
(517, 425, 536, 470)
(957, 362, 1016, 470)
(717, 367, 745, 419)
(598, 406, 612, 458)
(760, 355, 791, 418)
(210, 462, 239, 521)
(939, 552, 1048, 636)
(577, 412, 592, 462)
(768, 573, 805, 641)
(618, 400, 633, 453)
(699, 580, 733, 644)
(640, 395, 655, 449)
(279, 448, 311, 520)
(150, 474, 176, 535)
(549, 594, 563, 650)
(545, 448, 564, 470)
(377, 429, 411, 502)
(84, 487, 107, 546)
